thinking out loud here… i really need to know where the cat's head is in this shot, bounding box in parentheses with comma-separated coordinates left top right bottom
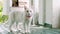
(24, 6, 33, 18)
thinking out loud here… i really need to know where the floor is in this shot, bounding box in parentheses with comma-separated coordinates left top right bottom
(0, 25, 60, 34)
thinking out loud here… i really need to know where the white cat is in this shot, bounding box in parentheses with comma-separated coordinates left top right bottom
(23, 6, 33, 33)
(0, 7, 33, 34)
(5, 6, 33, 34)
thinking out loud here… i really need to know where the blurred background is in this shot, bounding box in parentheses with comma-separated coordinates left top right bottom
(0, 0, 60, 29)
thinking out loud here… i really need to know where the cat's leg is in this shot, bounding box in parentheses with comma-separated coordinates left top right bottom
(8, 12, 15, 32)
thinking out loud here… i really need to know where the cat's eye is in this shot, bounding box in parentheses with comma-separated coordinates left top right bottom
(27, 10, 28, 12)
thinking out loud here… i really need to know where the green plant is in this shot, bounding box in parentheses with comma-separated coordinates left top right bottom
(0, 8, 3, 12)
(0, 6, 8, 24)
(0, 15, 8, 24)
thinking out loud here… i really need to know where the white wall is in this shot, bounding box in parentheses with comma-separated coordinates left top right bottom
(33, 0, 53, 25)
(38, 0, 52, 25)
(3, 0, 10, 15)
(45, 0, 60, 28)
(45, 0, 52, 24)
(39, 0, 44, 24)
(53, 0, 60, 28)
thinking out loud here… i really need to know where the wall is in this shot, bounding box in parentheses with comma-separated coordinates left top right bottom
(45, 0, 52, 24)
(32, 0, 53, 25)
(53, 0, 60, 28)
(39, 0, 52, 25)
(39, 0, 44, 24)
(3, 0, 10, 15)
(45, 0, 60, 28)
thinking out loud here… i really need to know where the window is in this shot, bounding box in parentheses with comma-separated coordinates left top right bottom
(12, 0, 18, 7)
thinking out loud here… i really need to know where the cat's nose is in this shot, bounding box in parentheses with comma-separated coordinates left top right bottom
(27, 13, 30, 15)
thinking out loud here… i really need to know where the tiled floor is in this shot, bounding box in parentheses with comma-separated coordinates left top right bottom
(0, 26, 60, 34)
(31, 27, 60, 34)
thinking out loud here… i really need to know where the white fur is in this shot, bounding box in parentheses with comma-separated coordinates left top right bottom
(23, 7, 33, 33)
(0, 7, 33, 34)
(0, 8, 33, 34)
